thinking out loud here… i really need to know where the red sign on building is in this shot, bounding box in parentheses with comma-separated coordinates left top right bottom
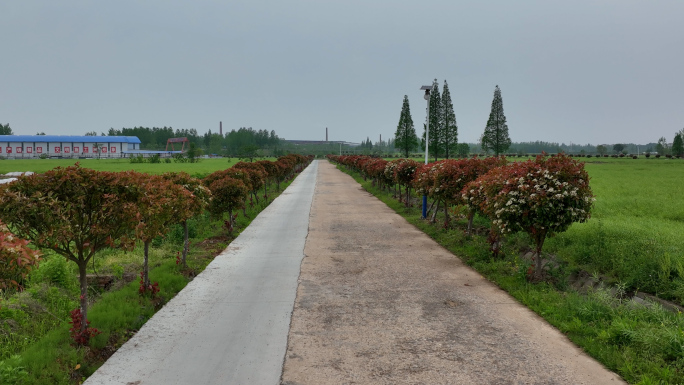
(110, 147, 116, 153)
(64, 147, 70, 153)
(55, 147, 61, 153)
(27, 147, 32, 153)
(74, 147, 80, 153)
(6, 147, 12, 153)
(83, 147, 89, 153)
(16, 148, 22, 153)
(36, 147, 42, 154)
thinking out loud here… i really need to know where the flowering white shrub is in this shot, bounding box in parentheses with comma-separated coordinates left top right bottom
(463, 154, 594, 278)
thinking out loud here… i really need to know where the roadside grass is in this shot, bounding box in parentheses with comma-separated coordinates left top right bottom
(339, 160, 684, 385)
(0, 157, 273, 177)
(0, 174, 298, 384)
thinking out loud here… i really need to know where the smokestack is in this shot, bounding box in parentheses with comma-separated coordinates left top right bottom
(326, 127, 328, 142)
(380, 134, 382, 143)
(220, 121, 223, 136)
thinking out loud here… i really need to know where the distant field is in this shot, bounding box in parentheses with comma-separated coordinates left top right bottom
(546, 158, 684, 301)
(0, 158, 260, 177)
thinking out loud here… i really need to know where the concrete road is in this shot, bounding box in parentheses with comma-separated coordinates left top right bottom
(84, 161, 318, 385)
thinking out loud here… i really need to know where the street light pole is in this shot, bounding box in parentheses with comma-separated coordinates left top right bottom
(420, 85, 432, 219)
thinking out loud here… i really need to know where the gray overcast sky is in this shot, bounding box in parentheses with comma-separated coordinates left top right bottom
(1, 1, 682, 145)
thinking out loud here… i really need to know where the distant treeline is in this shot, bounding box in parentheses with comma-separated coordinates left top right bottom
(466, 141, 657, 155)
(107, 127, 201, 149)
(106, 126, 282, 156)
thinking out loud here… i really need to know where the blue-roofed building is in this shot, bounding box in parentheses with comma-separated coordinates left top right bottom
(0, 135, 142, 159)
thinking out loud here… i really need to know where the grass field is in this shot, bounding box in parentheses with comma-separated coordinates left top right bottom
(0, 157, 256, 177)
(547, 158, 684, 302)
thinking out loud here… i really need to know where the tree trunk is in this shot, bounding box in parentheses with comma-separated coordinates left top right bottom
(431, 200, 440, 223)
(227, 208, 234, 234)
(182, 220, 189, 267)
(143, 241, 150, 288)
(467, 211, 475, 234)
(534, 237, 546, 279)
(489, 227, 502, 258)
(426, 199, 436, 216)
(443, 202, 450, 227)
(78, 260, 89, 333)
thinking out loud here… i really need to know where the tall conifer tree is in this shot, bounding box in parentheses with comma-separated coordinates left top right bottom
(673, 133, 684, 158)
(482, 85, 511, 156)
(422, 79, 443, 162)
(394, 95, 418, 157)
(441, 80, 458, 159)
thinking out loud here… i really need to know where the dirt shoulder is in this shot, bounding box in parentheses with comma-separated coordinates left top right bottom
(281, 160, 624, 385)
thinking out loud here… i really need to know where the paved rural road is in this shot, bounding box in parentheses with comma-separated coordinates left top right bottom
(86, 160, 624, 385)
(84, 161, 318, 385)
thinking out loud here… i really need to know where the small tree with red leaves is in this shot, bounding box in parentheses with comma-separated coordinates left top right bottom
(162, 172, 211, 267)
(0, 165, 139, 340)
(233, 162, 265, 204)
(464, 154, 594, 278)
(130, 173, 194, 290)
(455, 157, 507, 233)
(256, 160, 279, 198)
(0, 220, 41, 293)
(205, 176, 249, 233)
(393, 159, 420, 207)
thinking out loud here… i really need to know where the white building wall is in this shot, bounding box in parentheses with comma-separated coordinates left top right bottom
(34, 142, 44, 156)
(0, 139, 134, 159)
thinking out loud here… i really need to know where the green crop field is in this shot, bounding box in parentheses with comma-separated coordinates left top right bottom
(0, 157, 263, 177)
(546, 158, 684, 302)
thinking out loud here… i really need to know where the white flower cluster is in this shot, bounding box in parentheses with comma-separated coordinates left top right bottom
(488, 166, 593, 235)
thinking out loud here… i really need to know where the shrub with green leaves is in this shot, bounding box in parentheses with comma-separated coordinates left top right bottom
(30, 255, 71, 289)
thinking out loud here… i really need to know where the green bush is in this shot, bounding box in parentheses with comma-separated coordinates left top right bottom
(129, 154, 144, 164)
(0, 356, 28, 385)
(173, 153, 188, 163)
(30, 255, 72, 290)
(166, 220, 198, 246)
